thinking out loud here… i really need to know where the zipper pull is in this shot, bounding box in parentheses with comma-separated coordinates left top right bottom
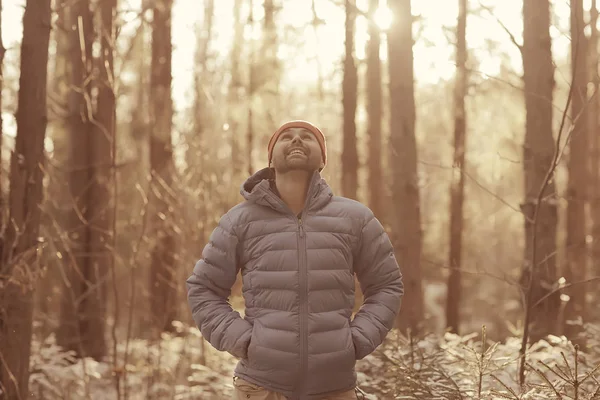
(298, 218, 304, 237)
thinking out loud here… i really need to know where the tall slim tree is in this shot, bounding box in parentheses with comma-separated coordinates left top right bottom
(520, 0, 561, 342)
(311, 0, 325, 101)
(388, 0, 424, 333)
(229, 0, 243, 178)
(247, 0, 255, 175)
(36, 0, 72, 339)
(189, 0, 214, 246)
(89, 0, 117, 355)
(341, 0, 358, 200)
(262, 0, 280, 132)
(0, 0, 51, 396)
(57, 0, 109, 360)
(446, 0, 468, 335)
(589, 0, 600, 306)
(564, 0, 588, 338)
(149, 0, 178, 333)
(0, 0, 4, 195)
(366, 0, 383, 218)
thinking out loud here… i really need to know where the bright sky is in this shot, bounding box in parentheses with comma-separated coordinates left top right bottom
(1, 0, 575, 132)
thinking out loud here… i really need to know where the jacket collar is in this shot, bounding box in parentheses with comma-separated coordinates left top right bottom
(240, 167, 333, 215)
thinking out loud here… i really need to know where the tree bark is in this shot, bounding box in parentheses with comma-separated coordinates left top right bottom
(0, 0, 4, 197)
(35, 0, 71, 340)
(229, 0, 243, 178)
(520, 0, 561, 342)
(311, 0, 325, 101)
(261, 0, 280, 134)
(366, 0, 383, 218)
(188, 0, 214, 260)
(149, 0, 177, 334)
(57, 0, 108, 360)
(87, 0, 117, 357)
(564, 0, 588, 339)
(0, 0, 51, 397)
(387, 0, 424, 333)
(247, 0, 256, 175)
(589, 0, 600, 313)
(446, 0, 468, 335)
(341, 0, 358, 200)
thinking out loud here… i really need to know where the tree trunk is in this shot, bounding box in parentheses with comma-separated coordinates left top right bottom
(229, 0, 243, 178)
(0, 0, 51, 397)
(366, 0, 383, 218)
(149, 0, 177, 334)
(57, 0, 108, 360)
(247, 0, 255, 175)
(130, 0, 150, 144)
(0, 0, 4, 197)
(564, 0, 588, 339)
(311, 0, 325, 101)
(88, 0, 117, 356)
(387, 0, 424, 333)
(520, 0, 561, 342)
(35, 0, 71, 340)
(261, 0, 280, 133)
(127, 0, 151, 337)
(189, 0, 214, 254)
(341, 0, 358, 200)
(589, 0, 600, 316)
(446, 0, 468, 335)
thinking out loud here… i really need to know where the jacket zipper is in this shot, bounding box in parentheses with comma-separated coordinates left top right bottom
(297, 215, 308, 396)
(263, 178, 318, 396)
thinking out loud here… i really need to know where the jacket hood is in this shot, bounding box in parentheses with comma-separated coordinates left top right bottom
(240, 167, 333, 213)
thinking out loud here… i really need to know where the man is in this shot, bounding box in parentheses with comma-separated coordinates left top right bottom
(186, 120, 403, 400)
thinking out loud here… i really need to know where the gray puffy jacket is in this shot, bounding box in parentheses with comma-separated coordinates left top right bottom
(186, 168, 403, 399)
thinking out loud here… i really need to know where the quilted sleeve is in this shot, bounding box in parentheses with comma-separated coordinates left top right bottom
(351, 213, 404, 360)
(186, 212, 252, 359)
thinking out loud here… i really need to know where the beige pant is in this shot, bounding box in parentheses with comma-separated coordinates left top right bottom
(232, 377, 358, 400)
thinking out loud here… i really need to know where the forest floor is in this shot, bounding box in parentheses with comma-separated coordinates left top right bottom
(27, 328, 388, 399)
(27, 323, 600, 399)
(25, 289, 600, 400)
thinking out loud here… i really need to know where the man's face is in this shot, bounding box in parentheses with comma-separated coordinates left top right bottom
(271, 127, 323, 173)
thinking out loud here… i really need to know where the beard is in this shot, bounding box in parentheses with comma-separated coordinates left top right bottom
(273, 158, 317, 173)
(272, 148, 320, 174)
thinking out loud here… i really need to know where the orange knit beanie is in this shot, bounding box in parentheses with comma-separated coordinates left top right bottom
(267, 120, 327, 168)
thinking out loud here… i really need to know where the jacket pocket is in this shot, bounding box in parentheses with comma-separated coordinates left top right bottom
(347, 324, 357, 362)
(247, 321, 259, 367)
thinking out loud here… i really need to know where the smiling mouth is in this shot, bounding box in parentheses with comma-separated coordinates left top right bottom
(288, 149, 306, 157)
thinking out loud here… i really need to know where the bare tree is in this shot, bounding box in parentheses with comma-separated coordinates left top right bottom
(0, 0, 51, 397)
(366, 0, 383, 218)
(387, 0, 424, 333)
(149, 0, 178, 333)
(564, 0, 588, 339)
(187, 0, 214, 254)
(590, 0, 600, 310)
(0, 0, 4, 195)
(92, 0, 117, 358)
(311, 0, 325, 101)
(57, 0, 108, 360)
(341, 0, 358, 200)
(229, 0, 243, 178)
(519, 0, 561, 344)
(261, 0, 280, 133)
(446, 0, 468, 335)
(247, 0, 255, 175)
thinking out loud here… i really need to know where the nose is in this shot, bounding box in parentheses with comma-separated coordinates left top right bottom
(291, 134, 304, 145)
